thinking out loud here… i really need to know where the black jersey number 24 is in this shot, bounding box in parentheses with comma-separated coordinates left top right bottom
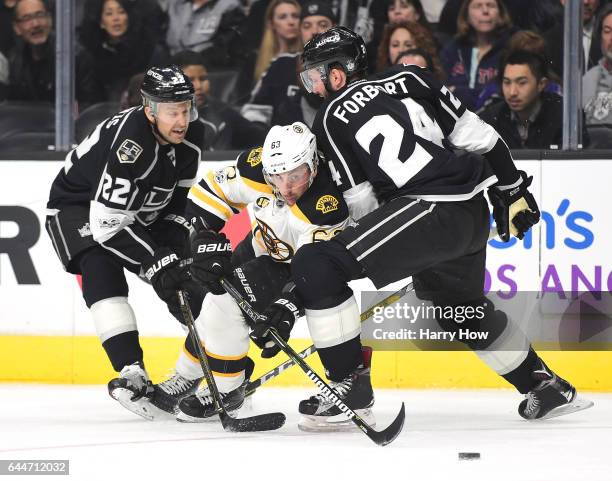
(355, 97, 445, 188)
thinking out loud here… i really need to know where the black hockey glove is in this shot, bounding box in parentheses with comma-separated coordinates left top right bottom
(149, 214, 194, 257)
(190, 230, 233, 294)
(143, 247, 192, 318)
(487, 171, 540, 242)
(250, 289, 301, 358)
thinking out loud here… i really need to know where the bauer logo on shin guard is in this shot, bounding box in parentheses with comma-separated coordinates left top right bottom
(145, 253, 179, 280)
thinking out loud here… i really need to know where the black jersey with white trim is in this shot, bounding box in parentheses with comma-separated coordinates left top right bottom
(312, 64, 518, 204)
(47, 106, 203, 266)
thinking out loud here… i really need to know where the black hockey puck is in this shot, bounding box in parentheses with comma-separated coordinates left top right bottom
(458, 452, 480, 460)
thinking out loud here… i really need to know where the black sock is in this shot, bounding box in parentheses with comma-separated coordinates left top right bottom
(317, 336, 363, 382)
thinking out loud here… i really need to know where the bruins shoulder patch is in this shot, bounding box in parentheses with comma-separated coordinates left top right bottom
(246, 147, 263, 167)
(315, 195, 339, 214)
(116, 139, 143, 164)
(255, 196, 270, 208)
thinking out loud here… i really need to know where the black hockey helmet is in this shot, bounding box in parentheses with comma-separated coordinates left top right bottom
(300, 26, 368, 94)
(141, 65, 198, 121)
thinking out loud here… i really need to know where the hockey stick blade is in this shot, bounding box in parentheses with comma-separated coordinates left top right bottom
(220, 411, 286, 432)
(177, 291, 286, 432)
(267, 328, 405, 446)
(244, 282, 414, 398)
(220, 279, 406, 446)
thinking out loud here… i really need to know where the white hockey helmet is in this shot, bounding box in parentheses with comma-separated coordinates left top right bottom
(262, 122, 318, 179)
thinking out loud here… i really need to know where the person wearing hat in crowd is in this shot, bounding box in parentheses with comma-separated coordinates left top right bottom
(240, 0, 337, 129)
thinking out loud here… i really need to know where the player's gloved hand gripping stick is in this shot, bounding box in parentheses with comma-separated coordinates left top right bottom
(250, 286, 301, 358)
(189, 230, 233, 294)
(244, 282, 415, 397)
(176, 290, 286, 432)
(487, 170, 540, 242)
(221, 278, 406, 446)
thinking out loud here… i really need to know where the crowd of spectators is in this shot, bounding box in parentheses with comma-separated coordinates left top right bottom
(1, 0, 612, 151)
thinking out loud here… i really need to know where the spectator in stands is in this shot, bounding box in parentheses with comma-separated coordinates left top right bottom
(367, 0, 434, 67)
(241, 0, 336, 128)
(544, 0, 602, 78)
(439, 0, 536, 37)
(1, 0, 17, 57)
(79, 0, 168, 101)
(371, 0, 432, 31)
(8, 0, 100, 107)
(583, 4, 612, 126)
(479, 50, 578, 149)
(395, 47, 435, 72)
(440, 0, 514, 110)
(81, 0, 168, 42)
(475, 30, 563, 112)
(121, 71, 145, 109)
(375, 21, 444, 80)
(253, 0, 301, 85)
(172, 50, 266, 150)
(165, 0, 246, 69)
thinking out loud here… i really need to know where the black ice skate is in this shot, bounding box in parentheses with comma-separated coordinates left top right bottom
(519, 359, 594, 420)
(298, 346, 375, 432)
(151, 372, 202, 414)
(108, 362, 156, 420)
(176, 358, 254, 423)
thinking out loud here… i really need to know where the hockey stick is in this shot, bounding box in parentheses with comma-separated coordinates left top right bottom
(176, 290, 286, 432)
(244, 282, 414, 398)
(221, 279, 406, 446)
(242, 227, 498, 398)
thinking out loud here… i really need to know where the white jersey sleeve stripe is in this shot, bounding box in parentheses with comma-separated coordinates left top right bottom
(100, 242, 140, 265)
(448, 110, 499, 154)
(124, 226, 155, 256)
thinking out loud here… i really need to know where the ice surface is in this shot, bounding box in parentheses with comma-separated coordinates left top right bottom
(0, 385, 609, 481)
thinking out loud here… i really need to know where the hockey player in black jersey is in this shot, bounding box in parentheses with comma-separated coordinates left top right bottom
(45, 65, 206, 419)
(151, 122, 351, 420)
(251, 26, 593, 431)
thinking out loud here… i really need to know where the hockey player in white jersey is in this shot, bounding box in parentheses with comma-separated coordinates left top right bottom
(151, 122, 352, 420)
(250, 27, 593, 431)
(46, 65, 205, 420)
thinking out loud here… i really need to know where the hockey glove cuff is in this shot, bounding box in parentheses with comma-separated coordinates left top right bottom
(487, 171, 540, 242)
(143, 247, 192, 317)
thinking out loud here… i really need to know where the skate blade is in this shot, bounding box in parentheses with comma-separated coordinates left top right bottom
(175, 397, 251, 423)
(111, 388, 157, 421)
(298, 409, 376, 433)
(536, 395, 594, 421)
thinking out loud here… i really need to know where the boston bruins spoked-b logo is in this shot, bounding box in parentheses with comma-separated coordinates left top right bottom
(254, 218, 294, 261)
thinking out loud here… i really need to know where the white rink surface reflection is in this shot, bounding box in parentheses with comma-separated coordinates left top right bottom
(0, 385, 609, 481)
